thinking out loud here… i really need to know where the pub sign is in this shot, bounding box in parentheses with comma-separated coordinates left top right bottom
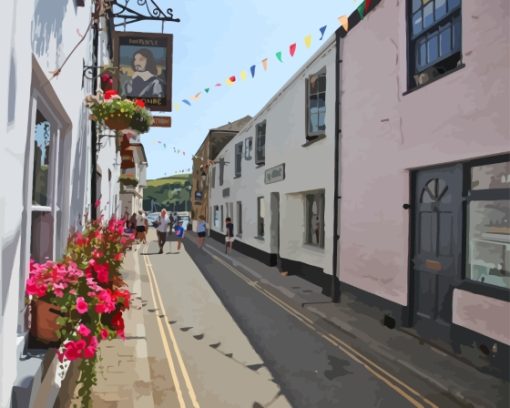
(113, 32, 173, 112)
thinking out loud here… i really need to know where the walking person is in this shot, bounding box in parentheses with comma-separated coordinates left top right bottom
(156, 209, 170, 254)
(225, 217, 234, 255)
(196, 215, 208, 249)
(136, 210, 148, 244)
(174, 220, 185, 251)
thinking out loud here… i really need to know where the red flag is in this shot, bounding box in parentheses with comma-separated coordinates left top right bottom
(289, 43, 297, 57)
(365, 0, 372, 13)
(229, 75, 236, 83)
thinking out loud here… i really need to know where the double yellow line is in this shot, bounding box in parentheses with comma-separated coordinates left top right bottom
(208, 251, 438, 408)
(142, 246, 200, 408)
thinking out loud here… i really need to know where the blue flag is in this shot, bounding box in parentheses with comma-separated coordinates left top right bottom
(250, 65, 256, 78)
(319, 25, 327, 40)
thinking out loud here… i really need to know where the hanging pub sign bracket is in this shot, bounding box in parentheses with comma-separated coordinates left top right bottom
(107, 0, 181, 29)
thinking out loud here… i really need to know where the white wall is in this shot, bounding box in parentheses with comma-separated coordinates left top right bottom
(209, 37, 337, 275)
(0, 1, 118, 405)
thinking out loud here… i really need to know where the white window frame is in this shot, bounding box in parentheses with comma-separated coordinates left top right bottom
(305, 190, 325, 248)
(255, 121, 266, 166)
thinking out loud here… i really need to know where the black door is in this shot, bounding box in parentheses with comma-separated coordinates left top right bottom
(412, 164, 463, 334)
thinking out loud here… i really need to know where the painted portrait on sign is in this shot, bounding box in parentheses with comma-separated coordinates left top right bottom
(114, 32, 173, 111)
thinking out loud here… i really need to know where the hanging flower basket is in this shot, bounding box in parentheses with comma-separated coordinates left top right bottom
(85, 90, 153, 134)
(30, 300, 62, 343)
(119, 175, 138, 187)
(105, 116, 132, 131)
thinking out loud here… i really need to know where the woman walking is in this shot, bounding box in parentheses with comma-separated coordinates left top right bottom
(196, 215, 208, 249)
(136, 210, 148, 244)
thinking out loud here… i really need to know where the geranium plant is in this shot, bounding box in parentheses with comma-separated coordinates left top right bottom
(85, 90, 153, 134)
(26, 212, 134, 408)
(118, 173, 139, 187)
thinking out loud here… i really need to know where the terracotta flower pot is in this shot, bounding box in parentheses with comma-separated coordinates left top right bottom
(30, 300, 61, 343)
(105, 116, 131, 131)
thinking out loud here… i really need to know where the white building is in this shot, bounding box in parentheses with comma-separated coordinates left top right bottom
(208, 36, 337, 294)
(0, 1, 124, 406)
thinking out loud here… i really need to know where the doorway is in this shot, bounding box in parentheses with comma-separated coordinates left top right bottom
(411, 164, 463, 335)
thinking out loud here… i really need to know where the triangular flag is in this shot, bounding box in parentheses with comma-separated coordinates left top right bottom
(182, 99, 191, 106)
(195, 92, 201, 99)
(215, 83, 222, 87)
(205, 88, 210, 93)
(289, 43, 297, 57)
(229, 75, 236, 83)
(163, 144, 166, 148)
(338, 16, 349, 32)
(319, 25, 327, 40)
(240, 70, 247, 80)
(304, 34, 312, 48)
(174, 103, 181, 112)
(364, 0, 372, 13)
(250, 65, 256, 78)
(357, 1, 365, 18)
(261, 58, 269, 71)
(225, 78, 232, 85)
(276, 51, 283, 62)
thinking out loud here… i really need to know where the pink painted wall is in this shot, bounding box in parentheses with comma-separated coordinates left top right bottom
(339, 0, 509, 311)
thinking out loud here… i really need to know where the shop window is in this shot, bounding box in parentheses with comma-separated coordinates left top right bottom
(467, 159, 510, 289)
(306, 68, 326, 139)
(213, 205, 220, 229)
(305, 191, 325, 248)
(255, 122, 266, 165)
(257, 196, 265, 237)
(408, 0, 462, 89)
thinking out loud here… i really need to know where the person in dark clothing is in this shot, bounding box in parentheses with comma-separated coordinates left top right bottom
(225, 217, 234, 255)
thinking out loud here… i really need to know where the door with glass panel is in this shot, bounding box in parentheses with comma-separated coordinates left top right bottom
(412, 164, 463, 331)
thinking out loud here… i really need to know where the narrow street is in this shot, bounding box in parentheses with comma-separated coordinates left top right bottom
(133, 230, 468, 408)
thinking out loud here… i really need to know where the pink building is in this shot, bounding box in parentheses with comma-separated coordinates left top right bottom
(336, 0, 509, 377)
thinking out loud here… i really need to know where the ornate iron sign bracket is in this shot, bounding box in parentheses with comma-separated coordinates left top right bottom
(108, 0, 181, 29)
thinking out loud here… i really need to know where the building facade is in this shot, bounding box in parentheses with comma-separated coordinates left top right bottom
(336, 0, 509, 377)
(208, 37, 337, 292)
(191, 116, 252, 225)
(0, 1, 130, 406)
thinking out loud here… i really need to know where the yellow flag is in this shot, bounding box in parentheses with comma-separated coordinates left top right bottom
(338, 16, 349, 32)
(225, 78, 233, 86)
(304, 34, 312, 48)
(174, 103, 180, 112)
(240, 70, 247, 80)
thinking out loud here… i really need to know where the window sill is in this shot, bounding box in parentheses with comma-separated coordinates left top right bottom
(256, 163, 265, 169)
(302, 243, 325, 252)
(403, 63, 466, 96)
(236, 234, 242, 239)
(234, 175, 241, 179)
(456, 280, 509, 302)
(254, 236, 265, 241)
(302, 134, 326, 147)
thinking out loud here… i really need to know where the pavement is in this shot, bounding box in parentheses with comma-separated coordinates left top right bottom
(70, 230, 509, 408)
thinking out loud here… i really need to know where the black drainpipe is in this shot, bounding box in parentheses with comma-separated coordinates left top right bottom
(331, 30, 342, 302)
(90, 9, 99, 220)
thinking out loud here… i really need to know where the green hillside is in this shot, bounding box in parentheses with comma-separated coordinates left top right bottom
(144, 174, 192, 212)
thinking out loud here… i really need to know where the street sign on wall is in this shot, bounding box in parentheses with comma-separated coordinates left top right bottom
(113, 31, 173, 112)
(265, 163, 285, 184)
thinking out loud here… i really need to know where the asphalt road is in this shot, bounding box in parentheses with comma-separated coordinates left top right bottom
(182, 239, 423, 408)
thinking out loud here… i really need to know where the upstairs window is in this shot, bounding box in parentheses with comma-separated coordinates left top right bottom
(211, 166, 216, 188)
(219, 158, 225, 186)
(409, 0, 462, 89)
(306, 69, 326, 139)
(255, 121, 266, 166)
(235, 142, 243, 177)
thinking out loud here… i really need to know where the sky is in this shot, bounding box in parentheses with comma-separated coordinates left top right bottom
(117, 0, 362, 180)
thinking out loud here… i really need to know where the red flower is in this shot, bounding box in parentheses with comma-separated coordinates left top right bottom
(104, 90, 118, 100)
(111, 311, 125, 331)
(134, 99, 145, 108)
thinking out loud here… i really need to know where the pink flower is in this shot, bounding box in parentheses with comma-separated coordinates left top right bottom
(114, 253, 123, 262)
(77, 324, 91, 337)
(93, 263, 110, 283)
(84, 336, 98, 359)
(76, 297, 88, 314)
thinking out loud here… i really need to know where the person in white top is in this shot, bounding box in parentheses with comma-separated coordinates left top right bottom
(156, 208, 170, 254)
(136, 210, 148, 244)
